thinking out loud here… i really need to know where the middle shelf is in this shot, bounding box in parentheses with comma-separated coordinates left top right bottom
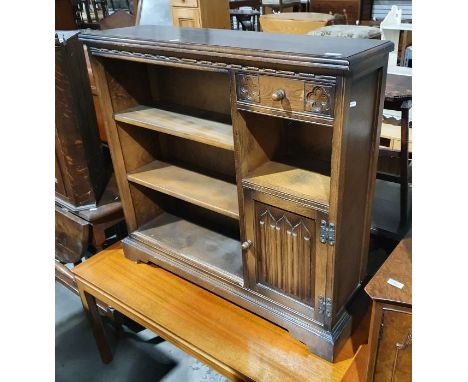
(127, 160, 240, 220)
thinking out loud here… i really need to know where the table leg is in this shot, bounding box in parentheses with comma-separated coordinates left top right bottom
(80, 290, 113, 363)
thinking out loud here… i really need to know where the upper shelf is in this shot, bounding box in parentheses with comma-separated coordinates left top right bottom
(127, 160, 239, 220)
(115, 105, 234, 151)
(243, 160, 330, 207)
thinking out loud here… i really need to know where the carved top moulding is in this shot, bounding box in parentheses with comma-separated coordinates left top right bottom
(80, 25, 393, 76)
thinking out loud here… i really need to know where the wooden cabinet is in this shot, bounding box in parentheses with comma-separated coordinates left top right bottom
(81, 25, 391, 361)
(309, 0, 374, 25)
(170, 0, 230, 29)
(365, 233, 412, 381)
(55, 31, 107, 210)
(55, 31, 125, 265)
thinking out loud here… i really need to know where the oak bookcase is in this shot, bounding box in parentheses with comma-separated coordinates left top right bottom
(81, 25, 391, 361)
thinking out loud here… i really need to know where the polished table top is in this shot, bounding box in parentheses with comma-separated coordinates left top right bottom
(74, 242, 369, 381)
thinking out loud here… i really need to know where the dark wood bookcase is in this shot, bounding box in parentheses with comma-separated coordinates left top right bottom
(81, 25, 391, 361)
(55, 31, 107, 210)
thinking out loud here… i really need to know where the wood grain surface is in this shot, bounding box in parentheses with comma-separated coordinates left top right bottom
(132, 212, 243, 281)
(115, 105, 234, 151)
(244, 160, 331, 205)
(74, 243, 367, 381)
(365, 232, 412, 305)
(127, 160, 239, 220)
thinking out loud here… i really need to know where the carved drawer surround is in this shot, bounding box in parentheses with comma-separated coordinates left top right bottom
(236, 72, 336, 125)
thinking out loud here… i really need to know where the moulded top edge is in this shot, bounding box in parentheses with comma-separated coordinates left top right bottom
(79, 25, 393, 70)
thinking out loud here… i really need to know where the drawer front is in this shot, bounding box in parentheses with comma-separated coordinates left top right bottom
(374, 308, 412, 382)
(172, 7, 201, 28)
(55, 205, 90, 263)
(171, 0, 198, 8)
(236, 73, 335, 123)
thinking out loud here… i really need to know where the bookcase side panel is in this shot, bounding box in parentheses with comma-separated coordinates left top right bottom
(329, 68, 386, 322)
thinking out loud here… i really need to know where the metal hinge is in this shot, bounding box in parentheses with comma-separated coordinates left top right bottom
(320, 220, 335, 246)
(318, 296, 333, 318)
(378, 322, 385, 340)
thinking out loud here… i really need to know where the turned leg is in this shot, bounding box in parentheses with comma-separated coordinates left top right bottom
(81, 290, 113, 364)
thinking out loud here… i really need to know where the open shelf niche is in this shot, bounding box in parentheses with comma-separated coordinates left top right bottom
(239, 112, 333, 208)
(102, 58, 242, 281)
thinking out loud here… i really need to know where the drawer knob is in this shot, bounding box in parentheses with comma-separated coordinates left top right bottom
(271, 89, 286, 101)
(241, 240, 252, 250)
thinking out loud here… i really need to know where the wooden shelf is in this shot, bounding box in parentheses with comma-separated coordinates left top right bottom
(127, 160, 239, 220)
(115, 105, 234, 151)
(133, 213, 243, 283)
(243, 161, 330, 206)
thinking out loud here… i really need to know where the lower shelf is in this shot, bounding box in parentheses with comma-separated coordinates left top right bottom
(131, 213, 243, 284)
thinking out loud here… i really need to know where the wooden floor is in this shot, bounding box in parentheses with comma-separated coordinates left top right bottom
(74, 243, 370, 381)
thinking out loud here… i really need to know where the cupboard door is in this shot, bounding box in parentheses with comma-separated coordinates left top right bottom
(171, 7, 201, 28)
(374, 309, 412, 382)
(243, 193, 327, 319)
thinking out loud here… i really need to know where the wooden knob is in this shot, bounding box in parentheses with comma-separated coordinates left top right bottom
(271, 89, 286, 101)
(241, 240, 252, 250)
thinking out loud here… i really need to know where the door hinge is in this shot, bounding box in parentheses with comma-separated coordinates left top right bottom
(320, 220, 335, 246)
(318, 296, 333, 318)
(378, 322, 385, 340)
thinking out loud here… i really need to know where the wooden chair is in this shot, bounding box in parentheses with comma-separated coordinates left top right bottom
(261, 0, 302, 14)
(373, 74, 412, 239)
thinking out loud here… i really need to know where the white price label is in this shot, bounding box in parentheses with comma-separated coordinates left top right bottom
(387, 278, 404, 289)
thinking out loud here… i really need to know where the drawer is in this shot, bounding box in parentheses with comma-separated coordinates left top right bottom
(172, 7, 201, 28)
(171, 0, 198, 7)
(236, 73, 335, 123)
(55, 205, 90, 263)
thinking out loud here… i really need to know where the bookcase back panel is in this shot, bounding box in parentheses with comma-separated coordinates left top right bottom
(129, 182, 240, 239)
(105, 59, 154, 112)
(147, 65, 231, 117)
(158, 135, 236, 181)
(240, 113, 333, 176)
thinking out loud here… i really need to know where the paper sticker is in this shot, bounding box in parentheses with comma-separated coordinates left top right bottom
(387, 278, 404, 289)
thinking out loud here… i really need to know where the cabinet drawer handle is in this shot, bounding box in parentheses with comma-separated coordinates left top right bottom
(241, 240, 252, 250)
(271, 89, 286, 101)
